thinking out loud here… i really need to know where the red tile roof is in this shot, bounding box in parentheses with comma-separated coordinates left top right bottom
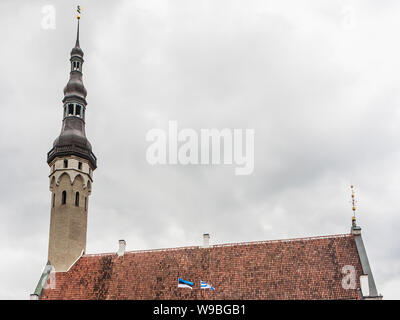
(41, 234, 363, 300)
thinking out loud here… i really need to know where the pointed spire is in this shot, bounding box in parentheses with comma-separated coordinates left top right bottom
(350, 185, 361, 235)
(64, 5, 86, 103)
(75, 6, 81, 47)
(351, 185, 357, 227)
(76, 16, 80, 48)
(71, 6, 83, 57)
(48, 5, 96, 170)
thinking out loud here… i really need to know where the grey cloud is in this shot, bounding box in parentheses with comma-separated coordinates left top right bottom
(0, 0, 399, 299)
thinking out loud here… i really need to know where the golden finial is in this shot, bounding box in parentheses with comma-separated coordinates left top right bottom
(77, 5, 81, 20)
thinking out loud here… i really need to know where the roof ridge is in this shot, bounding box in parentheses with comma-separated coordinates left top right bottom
(83, 233, 351, 257)
(213, 233, 351, 247)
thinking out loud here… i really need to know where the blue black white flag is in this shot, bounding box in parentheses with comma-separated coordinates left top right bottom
(200, 281, 215, 291)
(178, 278, 194, 289)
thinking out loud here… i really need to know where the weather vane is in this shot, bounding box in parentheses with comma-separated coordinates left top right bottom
(77, 5, 81, 20)
(350, 185, 357, 226)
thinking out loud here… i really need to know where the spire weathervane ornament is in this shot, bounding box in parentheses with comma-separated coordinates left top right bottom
(351, 185, 357, 227)
(75, 6, 81, 47)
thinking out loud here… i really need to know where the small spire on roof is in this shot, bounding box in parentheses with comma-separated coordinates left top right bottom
(351, 185, 357, 227)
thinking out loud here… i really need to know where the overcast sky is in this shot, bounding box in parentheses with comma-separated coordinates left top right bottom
(0, 0, 399, 299)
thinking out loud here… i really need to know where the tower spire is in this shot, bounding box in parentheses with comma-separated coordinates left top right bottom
(46, 6, 96, 271)
(48, 5, 95, 169)
(76, 6, 81, 47)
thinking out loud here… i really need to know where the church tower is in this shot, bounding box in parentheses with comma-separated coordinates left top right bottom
(47, 14, 96, 271)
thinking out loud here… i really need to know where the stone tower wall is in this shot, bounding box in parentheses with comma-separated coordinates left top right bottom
(48, 155, 93, 271)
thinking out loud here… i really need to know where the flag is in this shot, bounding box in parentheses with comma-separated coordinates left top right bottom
(200, 280, 215, 291)
(178, 278, 194, 289)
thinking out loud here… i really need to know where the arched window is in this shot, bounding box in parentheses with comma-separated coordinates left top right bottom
(52, 193, 55, 207)
(78, 162, 82, 170)
(64, 159, 68, 168)
(62, 191, 67, 205)
(85, 197, 87, 211)
(75, 192, 79, 207)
